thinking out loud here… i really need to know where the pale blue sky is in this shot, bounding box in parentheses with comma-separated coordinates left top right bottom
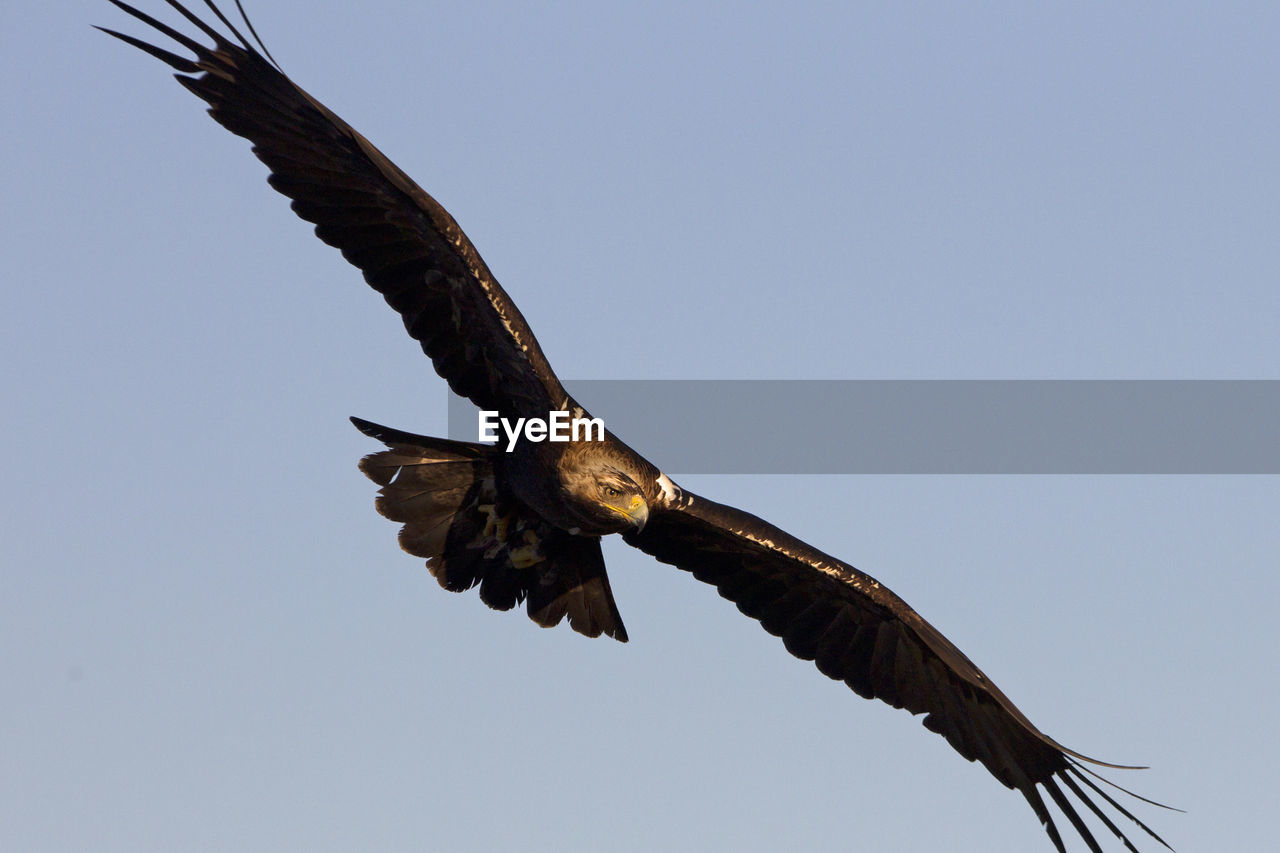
(4, 2, 1278, 850)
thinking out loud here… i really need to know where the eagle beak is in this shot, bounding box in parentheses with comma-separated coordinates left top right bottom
(626, 495, 649, 532)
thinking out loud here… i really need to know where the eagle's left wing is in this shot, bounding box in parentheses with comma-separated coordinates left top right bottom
(624, 487, 1170, 853)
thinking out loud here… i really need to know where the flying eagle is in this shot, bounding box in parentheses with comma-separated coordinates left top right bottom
(101, 2, 1173, 850)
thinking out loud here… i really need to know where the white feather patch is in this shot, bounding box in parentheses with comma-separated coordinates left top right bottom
(655, 473, 679, 504)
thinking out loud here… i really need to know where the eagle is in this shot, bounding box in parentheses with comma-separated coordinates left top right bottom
(101, 2, 1173, 850)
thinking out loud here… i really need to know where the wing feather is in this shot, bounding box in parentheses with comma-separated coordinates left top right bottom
(102, 0, 566, 417)
(626, 488, 1172, 851)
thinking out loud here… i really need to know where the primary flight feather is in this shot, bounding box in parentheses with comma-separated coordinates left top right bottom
(101, 2, 1174, 849)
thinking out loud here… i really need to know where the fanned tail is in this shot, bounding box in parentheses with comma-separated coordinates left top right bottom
(352, 417, 627, 641)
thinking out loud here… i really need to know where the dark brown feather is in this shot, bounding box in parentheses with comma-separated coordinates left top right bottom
(626, 490, 1172, 852)
(351, 418, 626, 642)
(105, 0, 566, 419)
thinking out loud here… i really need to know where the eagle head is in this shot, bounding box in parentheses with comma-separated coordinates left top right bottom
(557, 450, 650, 534)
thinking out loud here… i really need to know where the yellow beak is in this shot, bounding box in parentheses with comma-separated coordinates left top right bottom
(606, 495, 648, 531)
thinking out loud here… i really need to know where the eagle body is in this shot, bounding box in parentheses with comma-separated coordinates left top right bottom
(351, 415, 655, 642)
(101, 3, 1173, 850)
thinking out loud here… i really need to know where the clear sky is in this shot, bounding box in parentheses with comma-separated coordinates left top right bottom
(4, 2, 1278, 851)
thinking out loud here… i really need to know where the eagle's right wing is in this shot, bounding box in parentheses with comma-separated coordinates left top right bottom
(101, 0, 567, 418)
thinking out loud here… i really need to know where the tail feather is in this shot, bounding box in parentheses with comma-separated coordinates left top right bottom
(352, 417, 628, 641)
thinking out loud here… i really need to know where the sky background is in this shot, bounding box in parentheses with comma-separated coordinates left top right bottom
(4, 1, 1279, 850)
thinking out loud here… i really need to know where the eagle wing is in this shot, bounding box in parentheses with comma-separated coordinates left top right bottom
(100, 0, 565, 418)
(625, 488, 1171, 853)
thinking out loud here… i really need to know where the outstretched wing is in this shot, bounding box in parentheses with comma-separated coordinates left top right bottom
(625, 488, 1172, 853)
(100, 0, 565, 418)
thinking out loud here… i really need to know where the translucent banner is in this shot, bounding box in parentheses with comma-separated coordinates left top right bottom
(448, 380, 1280, 474)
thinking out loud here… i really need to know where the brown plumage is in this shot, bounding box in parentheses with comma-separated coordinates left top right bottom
(102, 3, 1174, 850)
(352, 418, 627, 640)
